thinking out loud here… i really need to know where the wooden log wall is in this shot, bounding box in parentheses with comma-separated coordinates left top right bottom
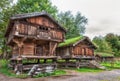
(22, 42, 35, 55)
(73, 40, 94, 56)
(27, 16, 63, 40)
(15, 23, 37, 36)
(13, 20, 63, 41)
(27, 16, 57, 28)
(73, 46, 94, 56)
(36, 45, 43, 56)
(50, 30, 63, 40)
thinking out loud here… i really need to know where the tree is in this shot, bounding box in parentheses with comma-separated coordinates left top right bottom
(57, 11, 88, 39)
(92, 36, 113, 53)
(0, 0, 14, 58)
(0, 0, 13, 9)
(105, 33, 120, 56)
(14, 0, 58, 18)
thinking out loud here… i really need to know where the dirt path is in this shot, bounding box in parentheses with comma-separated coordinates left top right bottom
(0, 69, 120, 81)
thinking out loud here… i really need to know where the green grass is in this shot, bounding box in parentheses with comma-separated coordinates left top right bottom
(0, 59, 120, 78)
(76, 67, 103, 73)
(101, 61, 120, 70)
(53, 69, 66, 76)
(33, 69, 66, 78)
(95, 52, 114, 57)
(0, 59, 16, 77)
(58, 36, 83, 47)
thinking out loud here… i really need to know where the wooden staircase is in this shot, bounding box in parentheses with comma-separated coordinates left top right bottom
(89, 60, 106, 69)
(28, 65, 55, 77)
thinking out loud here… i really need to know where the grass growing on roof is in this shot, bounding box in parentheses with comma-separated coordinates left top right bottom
(95, 52, 114, 57)
(58, 36, 83, 47)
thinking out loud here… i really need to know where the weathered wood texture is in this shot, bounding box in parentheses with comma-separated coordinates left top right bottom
(7, 16, 64, 44)
(6, 13, 65, 57)
(57, 40, 95, 58)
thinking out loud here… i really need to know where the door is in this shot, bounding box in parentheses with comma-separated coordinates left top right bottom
(36, 45, 43, 56)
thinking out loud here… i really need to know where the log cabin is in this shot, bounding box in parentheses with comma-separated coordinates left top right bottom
(57, 36, 97, 59)
(56, 36, 97, 68)
(95, 52, 114, 62)
(5, 11, 66, 65)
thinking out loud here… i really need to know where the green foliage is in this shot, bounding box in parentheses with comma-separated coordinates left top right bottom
(92, 36, 113, 53)
(0, 0, 13, 10)
(15, 74, 28, 79)
(58, 36, 83, 47)
(105, 33, 120, 56)
(0, 59, 16, 77)
(58, 11, 87, 39)
(0, 0, 14, 58)
(93, 33, 120, 56)
(14, 0, 58, 18)
(53, 69, 66, 76)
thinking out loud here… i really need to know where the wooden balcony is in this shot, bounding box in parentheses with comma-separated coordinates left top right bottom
(7, 22, 63, 44)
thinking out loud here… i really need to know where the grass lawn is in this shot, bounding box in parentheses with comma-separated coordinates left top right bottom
(76, 67, 103, 73)
(62, 67, 104, 73)
(0, 59, 120, 78)
(101, 61, 120, 70)
(0, 59, 16, 77)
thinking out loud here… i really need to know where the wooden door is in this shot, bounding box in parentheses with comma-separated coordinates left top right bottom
(36, 45, 43, 56)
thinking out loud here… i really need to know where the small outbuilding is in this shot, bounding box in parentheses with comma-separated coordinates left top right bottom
(95, 52, 114, 62)
(57, 36, 97, 59)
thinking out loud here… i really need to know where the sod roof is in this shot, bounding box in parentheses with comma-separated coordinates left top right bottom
(95, 52, 114, 57)
(58, 36, 84, 47)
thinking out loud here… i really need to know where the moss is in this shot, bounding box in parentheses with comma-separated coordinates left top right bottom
(95, 52, 114, 57)
(58, 36, 83, 47)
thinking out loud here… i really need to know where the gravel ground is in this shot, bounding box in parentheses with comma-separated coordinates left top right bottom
(0, 69, 120, 81)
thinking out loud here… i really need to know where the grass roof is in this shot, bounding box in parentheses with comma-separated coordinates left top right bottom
(95, 52, 114, 57)
(58, 36, 84, 47)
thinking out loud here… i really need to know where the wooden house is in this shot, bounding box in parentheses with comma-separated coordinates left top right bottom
(57, 36, 97, 59)
(95, 52, 114, 62)
(56, 36, 97, 68)
(5, 11, 66, 63)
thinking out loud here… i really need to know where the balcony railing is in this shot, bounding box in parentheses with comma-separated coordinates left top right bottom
(7, 22, 63, 42)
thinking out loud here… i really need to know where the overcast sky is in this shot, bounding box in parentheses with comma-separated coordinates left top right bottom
(51, 0, 120, 39)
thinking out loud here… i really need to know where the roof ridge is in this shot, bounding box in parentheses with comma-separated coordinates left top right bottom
(11, 11, 47, 19)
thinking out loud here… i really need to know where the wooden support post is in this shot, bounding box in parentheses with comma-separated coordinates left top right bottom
(37, 59, 40, 63)
(44, 59, 47, 63)
(49, 42, 52, 56)
(49, 42, 57, 56)
(76, 59, 80, 69)
(52, 58, 57, 69)
(65, 59, 69, 68)
(13, 38, 25, 56)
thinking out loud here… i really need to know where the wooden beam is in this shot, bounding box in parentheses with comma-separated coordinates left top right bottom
(49, 42, 57, 56)
(51, 43, 57, 55)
